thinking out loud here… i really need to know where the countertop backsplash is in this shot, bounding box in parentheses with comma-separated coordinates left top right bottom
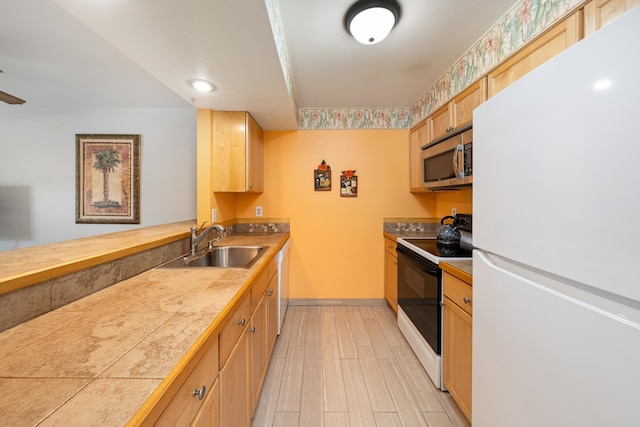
(383, 218, 438, 236)
(227, 221, 290, 234)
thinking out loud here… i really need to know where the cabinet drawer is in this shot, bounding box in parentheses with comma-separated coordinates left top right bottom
(443, 272, 473, 316)
(156, 336, 219, 426)
(384, 237, 397, 257)
(220, 294, 250, 367)
(251, 267, 270, 313)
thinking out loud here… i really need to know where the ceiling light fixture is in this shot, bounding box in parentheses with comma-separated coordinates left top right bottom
(345, 0, 401, 45)
(191, 79, 216, 92)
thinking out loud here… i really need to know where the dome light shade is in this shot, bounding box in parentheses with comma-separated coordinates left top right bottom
(191, 79, 215, 92)
(345, 0, 401, 45)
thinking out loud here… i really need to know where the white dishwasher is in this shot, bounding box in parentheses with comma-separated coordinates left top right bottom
(276, 239, 290, 334)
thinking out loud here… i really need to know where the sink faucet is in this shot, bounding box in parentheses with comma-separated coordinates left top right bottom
(190, 222, 226, 255)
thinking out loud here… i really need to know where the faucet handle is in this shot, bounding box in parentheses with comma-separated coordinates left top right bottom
(195, 221, 208, 233)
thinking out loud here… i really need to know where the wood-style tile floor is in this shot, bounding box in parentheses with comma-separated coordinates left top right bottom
(252, 304, 471, 427)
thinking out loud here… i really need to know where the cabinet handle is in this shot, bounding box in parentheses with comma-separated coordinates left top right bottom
(249, 326, 256, 334)
(463, 297, 471, 304)
(248, 184, 253, 189)
(193, 385, 207, 401)
(447, 126, 454, 133)
(393, 261, 397, 266)
(237, 318, 246, 327)
(267, 289, 274, 297)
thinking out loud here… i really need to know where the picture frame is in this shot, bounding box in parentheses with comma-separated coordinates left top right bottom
(76, 134, 141, 224)
(314, 160, 332, 191)
(340, 170, 357, 197)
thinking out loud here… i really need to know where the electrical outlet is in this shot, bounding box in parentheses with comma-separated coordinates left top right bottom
(256, 206, 263, 217)
(452, 207, 457, 216)
(212, 208, 217, 222)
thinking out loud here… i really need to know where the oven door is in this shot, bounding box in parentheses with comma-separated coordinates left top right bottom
(396, 245, 442, 355)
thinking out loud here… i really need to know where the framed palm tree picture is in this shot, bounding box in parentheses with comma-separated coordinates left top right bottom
(76, 134, 141, 224)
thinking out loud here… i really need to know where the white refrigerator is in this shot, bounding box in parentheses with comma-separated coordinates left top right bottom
(473, 7, 640, 427)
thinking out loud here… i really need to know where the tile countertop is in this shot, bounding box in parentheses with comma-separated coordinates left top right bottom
(0, 231, 289, 426)
(0, 220, 195, 295)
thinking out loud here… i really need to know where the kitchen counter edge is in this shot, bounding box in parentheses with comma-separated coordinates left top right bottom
(441, 260, 473, 284)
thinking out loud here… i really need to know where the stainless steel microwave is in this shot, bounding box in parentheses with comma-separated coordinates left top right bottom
(421, 124, 473, 190)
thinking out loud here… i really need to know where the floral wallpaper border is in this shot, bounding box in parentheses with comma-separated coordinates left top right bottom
(264, 0, 299, 121)
(410, 0, 583, 125)
(296, 0, 584, 130)
(299, 108, 411, 130)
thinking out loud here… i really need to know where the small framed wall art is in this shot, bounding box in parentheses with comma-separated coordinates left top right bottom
(76, 134, 141, 224)
(314, 160, 331, 191)
(340, 170, 357, 197)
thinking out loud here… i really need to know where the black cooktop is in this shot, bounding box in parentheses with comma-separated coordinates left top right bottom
(402, 239, 472, 258)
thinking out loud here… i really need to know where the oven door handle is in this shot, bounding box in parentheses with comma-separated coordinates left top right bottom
(397, 245, 439, 276)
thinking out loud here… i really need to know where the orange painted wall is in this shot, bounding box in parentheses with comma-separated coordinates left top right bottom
(236, 130, 436, 299)
(435, 189, 473, 217)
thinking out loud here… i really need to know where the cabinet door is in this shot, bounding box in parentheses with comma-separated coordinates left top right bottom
(452, 78, 487, 128)
(443, 296, 472, 422)
(409, 120, 428, 193)
(220, 330, 250, 427)
(155, 337, 219, 426)
(249, 295, 268, 416)
(584, 0, 640, 35)
(220, 295, 250, 367)
(211, 111, 264, 193)
(428, 103, 453, 143)
(488, 11, 582, 97)
(192, 378, 220, 427)
(383, 239, 398, 313)
(266, 274, 279, 356)
(212, 111, 247, 192)
(246, 113, 264, 193)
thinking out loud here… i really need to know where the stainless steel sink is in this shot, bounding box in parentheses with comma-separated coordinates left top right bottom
(159, 245, 267, 269)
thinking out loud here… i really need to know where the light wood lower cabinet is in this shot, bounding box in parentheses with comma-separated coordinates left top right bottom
(383, 237, 398, 313)
(220, 327, 250, 427)
(191, 378, 220, 427)
(249, 294, 268, 415)
(443, 270, 473, 422)
(156, 336, 220, 426)
(219, 261, 280, 426)
(266, 271, 279, 358)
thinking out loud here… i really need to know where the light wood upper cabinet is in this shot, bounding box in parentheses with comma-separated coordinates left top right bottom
(211, 111, 264, 193)
(383, 237, 398, 313)
(428, 78, 487, 144)
(409, 119, 428, 193)
(584, 0, 640, 35)
(488, 11, 582, 97)
(452, 78, 487, 129)
(443, 270, 472, 423)
(428, 103, 453, 143)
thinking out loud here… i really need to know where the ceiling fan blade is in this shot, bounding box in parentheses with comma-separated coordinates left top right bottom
(0, 90, 26, 105)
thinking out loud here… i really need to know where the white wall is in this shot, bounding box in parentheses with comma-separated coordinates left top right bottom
(0, 107, 197, 250)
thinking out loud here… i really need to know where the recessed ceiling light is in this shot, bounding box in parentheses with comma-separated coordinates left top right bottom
(191, 79, 216, 92)
(345, 0, 401, 45)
